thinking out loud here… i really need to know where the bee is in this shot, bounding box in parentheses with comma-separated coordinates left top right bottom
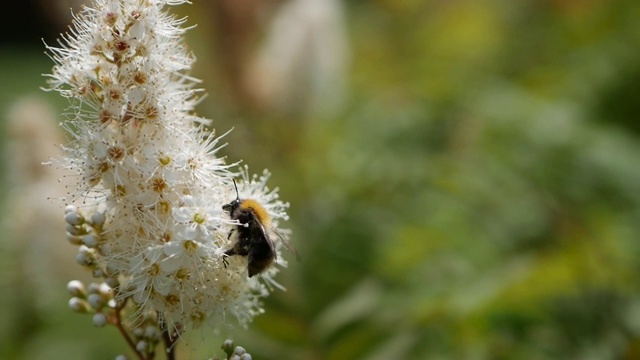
(222, 180, 298, 277)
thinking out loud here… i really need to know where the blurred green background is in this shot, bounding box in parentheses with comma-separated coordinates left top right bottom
(2, 0, 640, 359)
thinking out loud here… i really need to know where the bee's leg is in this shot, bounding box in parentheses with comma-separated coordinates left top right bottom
(227, 228, 235, 240)
(222, 248, 236, 268)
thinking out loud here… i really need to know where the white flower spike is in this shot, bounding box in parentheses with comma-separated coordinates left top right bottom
(44, 0, 291, 344)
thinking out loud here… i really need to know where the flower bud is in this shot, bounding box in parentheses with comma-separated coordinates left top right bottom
(145, 325, 160, 340)
(76, 253, 90, 267)
(93, 268, 106, 278)
(105, 276, 120, 289)
(67, 280, 86, 297)
(65, 211, 85, 226)
(99, 282, 112, 296)
(133, 327, 145, 338)
(91, 211, 106, 227)
(221, 339, 234, 356)
(87, 282, 101, 294)
(69, 297, 90, 313)
(93, 312, 107, 327)
(66, 224, 84, 236)
(136, 340, 147, 352)
(87, 293, 105, 309)
(83, 234, 98, 248)
(76, 249, 96, 267)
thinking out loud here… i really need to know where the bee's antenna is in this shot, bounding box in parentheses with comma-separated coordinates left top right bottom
(232, 179, 240, 200)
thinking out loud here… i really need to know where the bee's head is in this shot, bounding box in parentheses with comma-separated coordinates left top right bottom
(222, 179, 242, 213)
(222, 199, 241, 213)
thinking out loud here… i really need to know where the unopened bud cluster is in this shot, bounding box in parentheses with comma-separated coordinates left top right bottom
(67, 279, 113, 323)
(66, 205, 119, 286)
(219, 339, 253, 360)
(68, 275, 169, 358)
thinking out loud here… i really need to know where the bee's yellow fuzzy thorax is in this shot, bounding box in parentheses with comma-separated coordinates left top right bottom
(239, 199, 270, 225)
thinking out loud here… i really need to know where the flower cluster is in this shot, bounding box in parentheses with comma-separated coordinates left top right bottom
(45, 0, 290, 336)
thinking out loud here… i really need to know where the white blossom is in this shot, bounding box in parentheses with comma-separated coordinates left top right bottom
(45, 0, 291, 332)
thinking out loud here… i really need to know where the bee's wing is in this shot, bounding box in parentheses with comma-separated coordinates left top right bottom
(252, 220, 277, 260)
(273, 227, 301, 262)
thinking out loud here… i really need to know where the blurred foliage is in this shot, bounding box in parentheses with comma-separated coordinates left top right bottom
(2, 0, 640, 359)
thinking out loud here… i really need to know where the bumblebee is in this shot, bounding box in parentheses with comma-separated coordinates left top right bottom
(222, 180, 295, 277)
